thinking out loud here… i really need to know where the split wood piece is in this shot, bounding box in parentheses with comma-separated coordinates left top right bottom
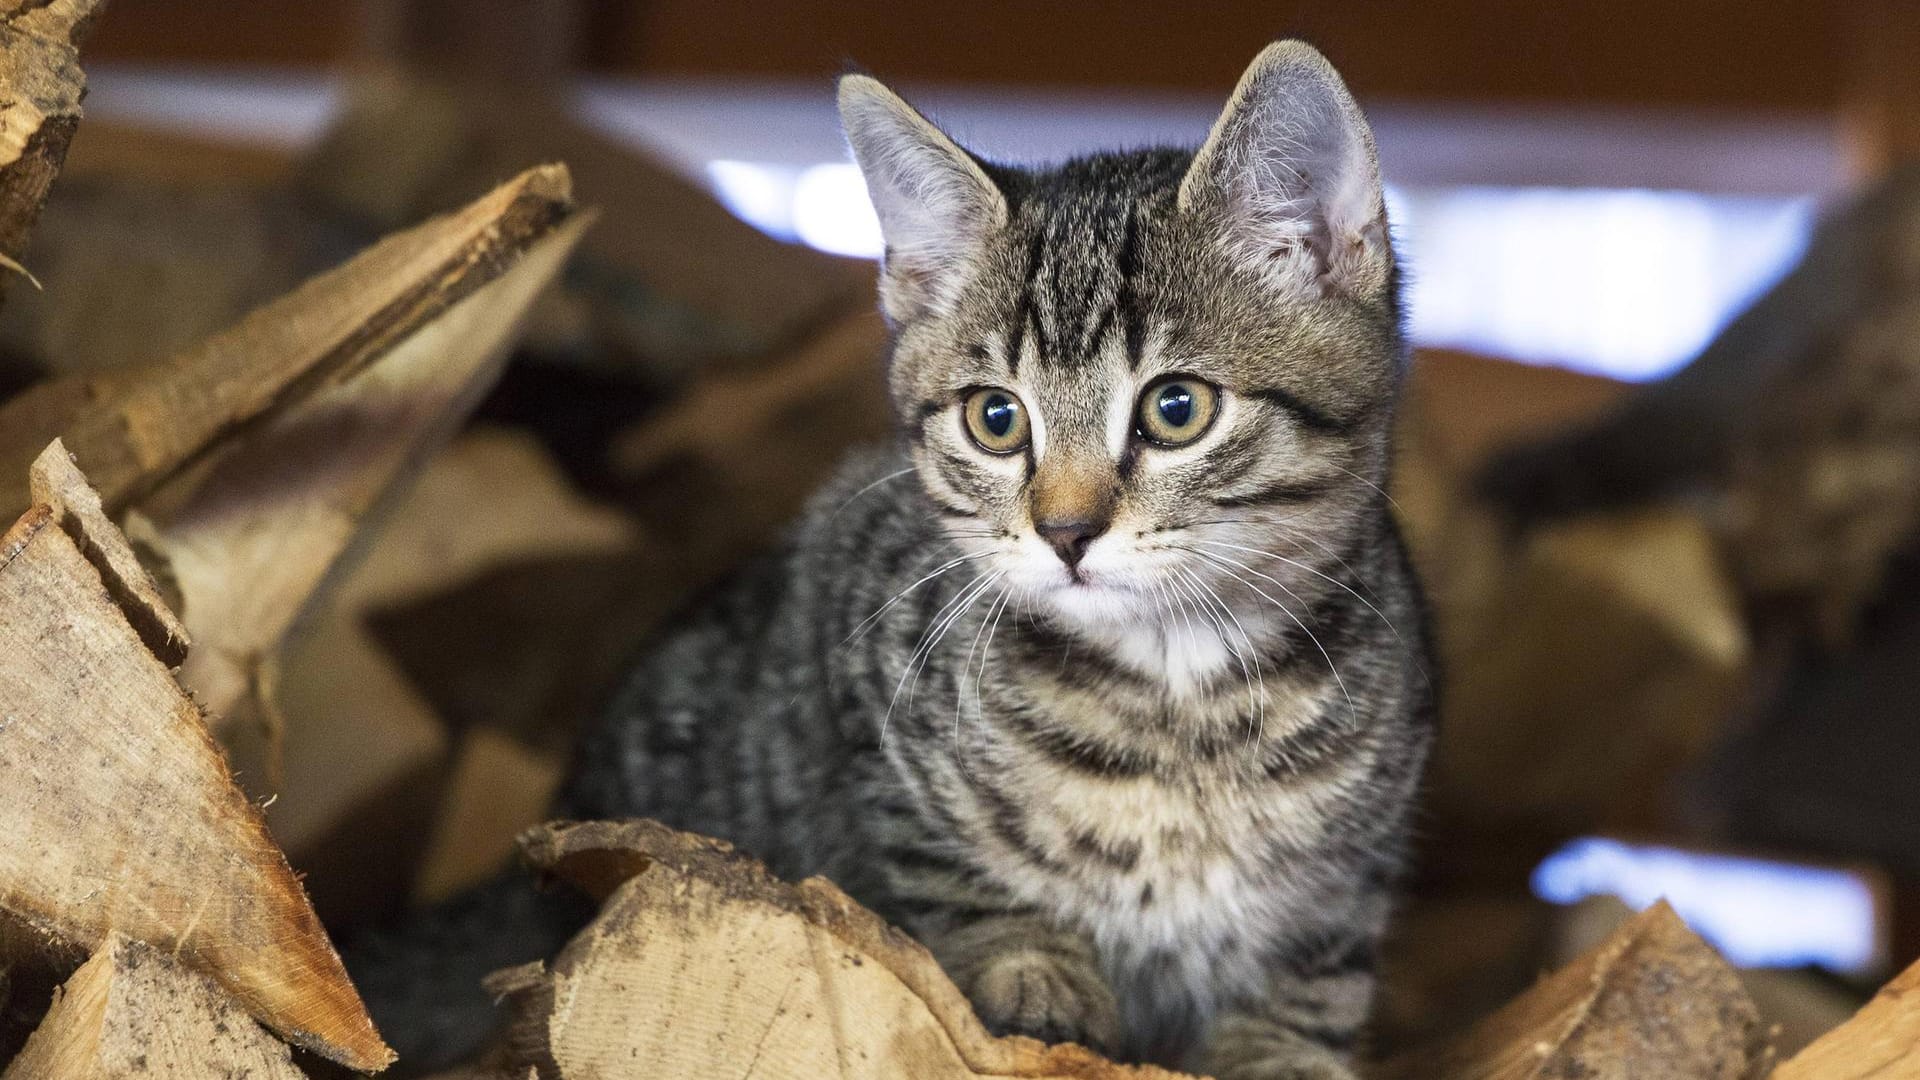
(412, 727, 563, 907)
(266, 429, 632, 924)
(1772, 954, 1920, 1079)
(488, 819, 1194, 1080)
(0, 163, 574, 519)
(25, 439, 186, 664)
(0, 0, 101, 290)
(297, 72, 871, 378)
(3, 933, 306, 1079)
(1376, 902, 1765, 1080)
(138, 209, 592, 744)
(0, 443, 391, 1071)
(268, 613, 450, 928)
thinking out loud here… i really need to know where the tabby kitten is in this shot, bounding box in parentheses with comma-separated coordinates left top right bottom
(556, 41, 1432, 1079)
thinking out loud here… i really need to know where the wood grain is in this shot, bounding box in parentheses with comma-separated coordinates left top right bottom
(3, 933, 306, 1079)
(0, 164, 574, 519)
(1376, 903, 1765, 1080)
(494, 818, 1195, 1080)
(0, 443, 391, 1070)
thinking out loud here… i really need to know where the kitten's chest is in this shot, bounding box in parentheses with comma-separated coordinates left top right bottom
(976, 731, 1338, 958)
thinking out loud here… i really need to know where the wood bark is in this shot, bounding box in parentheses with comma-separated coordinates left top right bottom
(1376, 902, 1766, 1080)
(489, 819, 1194, 1080)
(3, 933, 306, 1079)
(0, 0, 101, 294)
(0, 442, 390, 1071)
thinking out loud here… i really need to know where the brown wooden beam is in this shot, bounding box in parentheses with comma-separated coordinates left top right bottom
(1840, 0, 1920, 175)
(587, 0, 1851, 110)
(81, 0, 1870, 115)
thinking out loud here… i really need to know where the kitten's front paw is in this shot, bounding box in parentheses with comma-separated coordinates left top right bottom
(966, 948, 1121, 1055)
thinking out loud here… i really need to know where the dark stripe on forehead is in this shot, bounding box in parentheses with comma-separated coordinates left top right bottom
(1006, 227, 1048, 376)
(1013, 195, 1152, 372)
(1115, 206, 1147, 368)
(1045, 212, 1070, 357)
(1078, 202, 1146, 368)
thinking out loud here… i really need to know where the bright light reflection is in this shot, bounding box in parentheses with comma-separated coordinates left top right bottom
(707, 160, 801, 241)
(792, 162, 884, 257)
(1532, 837, 1879, 975)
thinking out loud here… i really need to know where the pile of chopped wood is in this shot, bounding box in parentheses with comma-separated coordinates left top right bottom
(4, 3, 1920, 1078)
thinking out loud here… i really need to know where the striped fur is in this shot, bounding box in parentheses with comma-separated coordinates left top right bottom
(561, 41, 1433, 1079)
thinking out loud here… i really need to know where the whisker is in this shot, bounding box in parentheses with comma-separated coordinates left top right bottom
(1185, 550, 1356, 725)
(843, 549, 995, 648)
(1195, 540, 1408, 649)
(880, 568, 998, 748)
(1258, 530, 1388, 604)
(954, 585, 1010, 777)
(1154, 508, 1316, 534)
(907, 573, 1000, 727)
(1179, 567, 1267, 743)
(963, 587, 1013, 778)
(829, 467, 916, 520)
(1152, 576, 1198, 653)
(885, 570, 1001, 747)
(1162, 569, 1209, 660)
(1325, 462, 1404, 515)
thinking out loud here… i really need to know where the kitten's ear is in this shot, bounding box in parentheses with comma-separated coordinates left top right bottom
(838, 74, 1008, 323)
(1179, 41, 1391, 299)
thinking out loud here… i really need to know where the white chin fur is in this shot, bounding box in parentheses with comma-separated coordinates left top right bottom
(1016, 558, 1245, 696)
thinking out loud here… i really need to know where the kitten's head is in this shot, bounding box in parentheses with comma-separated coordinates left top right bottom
(839, 42, 1402, 631)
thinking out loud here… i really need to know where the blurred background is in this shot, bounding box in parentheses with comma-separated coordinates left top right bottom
(18, 0, 1920, 1065)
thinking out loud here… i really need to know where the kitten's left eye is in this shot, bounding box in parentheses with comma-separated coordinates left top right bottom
(962, 387, 1031, 454)
(1137, 377, 1219, 446)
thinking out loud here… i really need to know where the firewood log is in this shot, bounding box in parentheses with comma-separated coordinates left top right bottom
(0, 442, 390, 1071)
(1376, 902, 1766, 1080)
(0, 164, 576, 519)
(0, 0, 100, 295)
(3, 934, 306, 1079)
(484, 819, 1193, 1080)
(296, 71, 871, 381)
(135, 195, 590, 751)
(1772, 955, 1920, 1079)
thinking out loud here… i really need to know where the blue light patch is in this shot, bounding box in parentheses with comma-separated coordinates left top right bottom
(1532, 836, 1880, 975)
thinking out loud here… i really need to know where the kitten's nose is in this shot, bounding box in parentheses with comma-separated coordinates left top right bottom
(1036, 518, 1107, 569)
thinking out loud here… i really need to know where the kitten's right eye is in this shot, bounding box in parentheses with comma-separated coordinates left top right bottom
(962, 388, 1030, 454)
